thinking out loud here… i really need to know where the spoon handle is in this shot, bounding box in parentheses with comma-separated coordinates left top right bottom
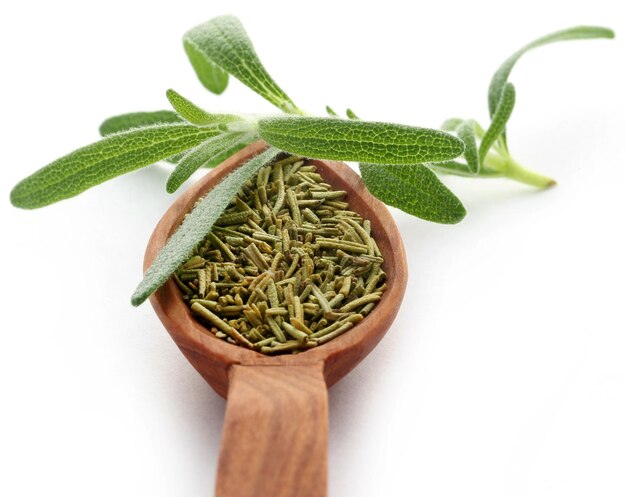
(215, 363, 328, 497)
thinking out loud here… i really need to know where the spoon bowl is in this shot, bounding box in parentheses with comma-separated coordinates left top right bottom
(146, 141, 407, 497)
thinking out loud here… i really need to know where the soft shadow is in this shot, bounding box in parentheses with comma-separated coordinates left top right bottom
(137, 309, 226, 493)
(327, 307, 408, 475)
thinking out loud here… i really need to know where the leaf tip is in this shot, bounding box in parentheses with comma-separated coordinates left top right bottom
(165, 178, 179, 194)
(445, 132, 466, 158)
(165, 88, 181, 113)
(9, 179, 41, 209)
(346, 108, 359, 120)
(9, 184, 26, 209)
(130, 290, 146, 307)
(209, 85, 227, 96)
(449, 204, 467, 224)
(596, 27, 616, 39)
(98, 118, 115, 137)
(432, 196, 467, 225)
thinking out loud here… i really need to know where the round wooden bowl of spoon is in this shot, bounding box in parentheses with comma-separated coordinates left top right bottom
(145, 140, 408, 497)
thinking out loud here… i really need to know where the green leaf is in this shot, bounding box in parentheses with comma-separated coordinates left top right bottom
(99, 111, 182, 136)
(479, 83, 516, 165)
(346, 108, 359, 120)
(131, 146, 280, 306)
(165, 88, 239, 125)
(430, 161, 501, 178)
(325, 105, 338, 116)
(488, 26, 614, 118)
(429, 161, 474, 177)
(183, 16, 301, 114)
(99, 111, 186, 164)
(11, 124, 224, 209)
(441, 118, 463, 132)
(166, 132, 249, 193)
(201, 137, 254, 168)
(359, 163, 466, 224)
(183, 39, 229, 95)
(456, 120, 479, 174)
(258, 116, 464, 164)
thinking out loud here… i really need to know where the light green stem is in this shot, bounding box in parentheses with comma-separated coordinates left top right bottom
(484, 153, 556, 189)
(506, 159, 556, 188)
(280, 101, 305, 115)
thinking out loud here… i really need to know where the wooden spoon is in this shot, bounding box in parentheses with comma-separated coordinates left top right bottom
(145, 141, 407, 497)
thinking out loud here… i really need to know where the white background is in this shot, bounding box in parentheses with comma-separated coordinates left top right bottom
(1, 1, 624, 496)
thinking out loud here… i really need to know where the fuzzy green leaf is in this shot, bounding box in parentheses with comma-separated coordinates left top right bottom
(441, 118, 463, 132)
(164, 154, 185, 165)
(456, 120, 479, 174)
(184, 16, 300, 114)
(258, 116, 464, 164)
(488, 26, 614, 118)
(430, 161, 501, 178)
(99, 111, 186, 164)
(325, 105, 338, 116)
(429, 161, 474, 177)
(99, 111, 182, 136)
(183, 40, 229, 94)
(346, 108, 359, 120)
(166, 132, 249, 193)
(201, 137, 254, 169)
(479, 83, 516, 164)
(165, 88, 239, 126)
(131, 146, 280, 306)
(360, 163, 466, 224)
(11, 124, 224, 209)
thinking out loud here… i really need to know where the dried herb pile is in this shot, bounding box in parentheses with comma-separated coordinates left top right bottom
(174, 154, 386, 354)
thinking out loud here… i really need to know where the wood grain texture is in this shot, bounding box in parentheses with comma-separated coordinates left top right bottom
(216, 364, 328, 497)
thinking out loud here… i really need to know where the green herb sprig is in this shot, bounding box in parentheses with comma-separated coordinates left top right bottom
(9, 16, 613, 306)
(429, 26, 615, 187)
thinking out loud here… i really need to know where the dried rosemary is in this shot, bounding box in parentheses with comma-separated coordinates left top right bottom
(175, 154, 387, 355)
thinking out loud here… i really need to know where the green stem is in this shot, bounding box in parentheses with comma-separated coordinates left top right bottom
(506, 159, 556, 188)
(280, 101, 305, 115)
(484, 153, 556, 189)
